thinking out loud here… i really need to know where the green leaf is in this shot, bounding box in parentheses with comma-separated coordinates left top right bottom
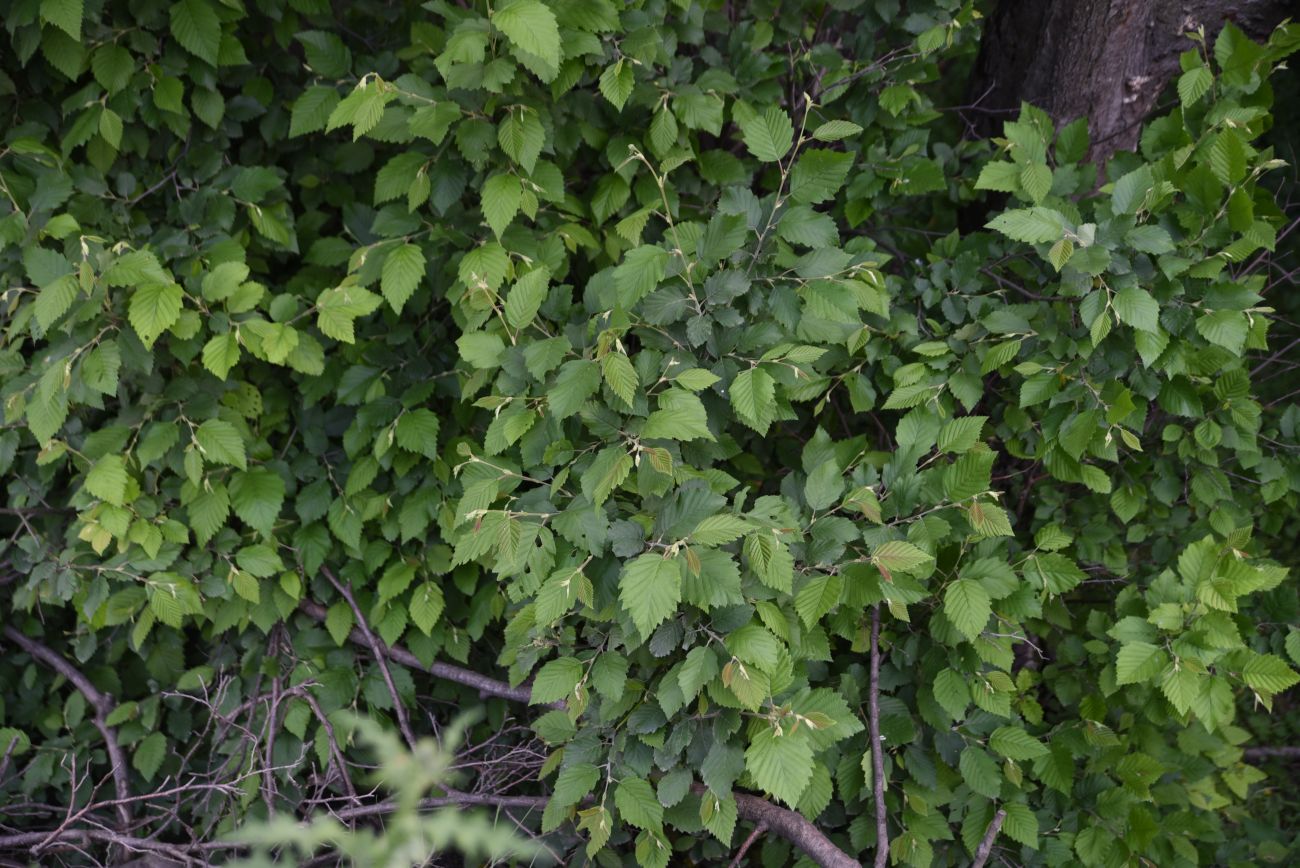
(498, 108, 545, 173)
(504, 267, 550, 329)
(599, 60, 635, 111)
(810, 120, 862, 142)
(642, 389, 714, 441)
(395, 409, 440, 459)
(409, 582, 445, 635)
(985, 207, 1064, 243)
(170, 0, 221, 66)
(86, 455, 129, 506)
(1178, 66, 1213, 106)
(1111, 165, 1153, 215)
(959, 746, 1001, 798)
(1114, 286, 1160, 332)
(381, 243, 426, 313)
(794, 573, 842, 627)
(944, 579, 991, 642)
(614, 778, 663, 831)
(133, 731, 167, 782)
(195, 419, 247, 470)
(745, 726, 813, 807)
(619, 553, 682, 637)
(1196, 310, 1248, 355)
(41, 0, 83, 40)
(613, 245, 668, 306)
(938, 416, 987, 453)
(481, 173, 522, 238)
(128, 282, 183, 348)
(1242, 654, 1300, 694)
(989, 726, 1048, 760)
(229, 467, 285, 538)
(741, 107, 794, 163)
(530, 656, 583, 705)
(1115, 642, 1167, 685)
(202, 332, 241, 380)
(731, 368, 775, 434)
(601, 351, 639, 407)
(872, 540, 933, 576)
(290, 86, 341, 138)
(492, 0, 561, 68)
(581, 446, 633, 507)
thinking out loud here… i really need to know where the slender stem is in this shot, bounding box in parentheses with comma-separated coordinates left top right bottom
(869, 606, 888, 868)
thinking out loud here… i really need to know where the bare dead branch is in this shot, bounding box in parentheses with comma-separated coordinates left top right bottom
(298, 598, 542, 705)
(321, 567, 419, 752)
(1, 626, 132, 830)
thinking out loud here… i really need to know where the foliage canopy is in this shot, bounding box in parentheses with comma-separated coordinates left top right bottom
(1, 1, 1299, 866)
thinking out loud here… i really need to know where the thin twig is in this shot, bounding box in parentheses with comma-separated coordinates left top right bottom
(298, 599, 543, 705)
(321, 567, 418, 751)
(728, 821, 769, 868)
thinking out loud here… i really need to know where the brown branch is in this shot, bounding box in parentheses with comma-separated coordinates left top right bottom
(868, 606, 888, 868)
(1244, 746, 1300, 760)
(727, 789, 862, 868)
(300, 590, 861, 868)
(1, 626, 132, 830)
(329, 790, 551, 821)
(970, 808, 1007, 868)
(298, 599, 541, 705)
(728, 820, 768, 868)
(321, 567, 418, 751)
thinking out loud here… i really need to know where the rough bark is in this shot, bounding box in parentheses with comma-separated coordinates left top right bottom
(968, 0, 1289, 162)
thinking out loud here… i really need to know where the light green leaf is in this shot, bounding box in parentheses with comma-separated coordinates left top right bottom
(395, 409, 441, 459)
(86, 455, 129, 506)
(492, 0, 561, 67)
(481, 173, 522, 238)
(985, 207, 1064, 244)
(599, 60, 635, 111)
(615, 778, 663, 831)
(195, 419, 247, 470)
(741, 107, 794, 163)
(381, 243, 425, 313)
(530, 656, 583, 705)
(745, 726, 813, 807)
(1114, 286, 1160, 332)
(128, 282, 183, 348)
(619, 553, 682, 636)
(944, 579, 991, 642)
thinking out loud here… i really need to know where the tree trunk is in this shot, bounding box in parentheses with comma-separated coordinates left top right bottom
(967, 0, 1289, 163)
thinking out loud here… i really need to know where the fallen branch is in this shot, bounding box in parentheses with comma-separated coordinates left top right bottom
(299, 599, 540, 705)
(868, 606, 888, 868)
(970, 808, 1006, 868)
(1, 626, 132, 830)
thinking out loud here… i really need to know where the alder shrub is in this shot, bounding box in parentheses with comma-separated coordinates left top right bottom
(1, 1, 1299, 866)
